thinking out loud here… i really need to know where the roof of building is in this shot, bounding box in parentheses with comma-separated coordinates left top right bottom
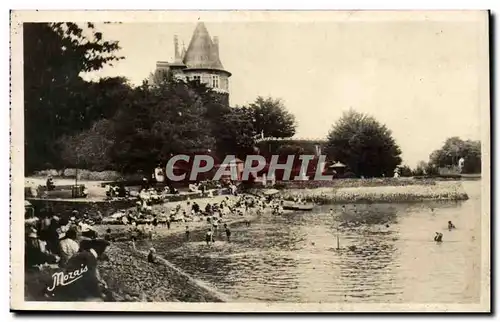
(330, 162, 347, 168)
(183, 22, 227, 73)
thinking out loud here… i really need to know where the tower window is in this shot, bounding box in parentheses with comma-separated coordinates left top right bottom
(212, 75, 219, 88)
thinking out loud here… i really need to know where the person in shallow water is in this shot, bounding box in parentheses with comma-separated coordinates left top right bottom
(434, 232, 443, 242)
(185, 226, 190, 241)
(205, 228, 214, 246)
(448, 221, 456, 230)
(224, 223, 231, 242)
(147, 247, 157, 263)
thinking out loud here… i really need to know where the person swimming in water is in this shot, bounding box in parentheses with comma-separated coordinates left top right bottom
(434, 232, 443, 242)
(448, 221, 456, 230)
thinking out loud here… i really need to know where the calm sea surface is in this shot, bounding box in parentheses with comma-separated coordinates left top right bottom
(151, 181, 482, 303)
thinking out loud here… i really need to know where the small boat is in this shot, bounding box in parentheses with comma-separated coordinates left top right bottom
(262, 189, 280, 196)
(282, 201, 314, 211)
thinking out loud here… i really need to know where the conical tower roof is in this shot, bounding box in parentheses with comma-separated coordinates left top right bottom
(183, 22, 228, 73)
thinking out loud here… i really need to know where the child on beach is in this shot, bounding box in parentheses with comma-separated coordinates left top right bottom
(205, 229, 214, 246)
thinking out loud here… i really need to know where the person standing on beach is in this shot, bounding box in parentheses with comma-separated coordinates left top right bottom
(205, 229, 214, 246)
(212, 218, 219, 234)
(185, 226, 190, 242)
(147, 247, 157, 264)
(224, 224, 231, 242)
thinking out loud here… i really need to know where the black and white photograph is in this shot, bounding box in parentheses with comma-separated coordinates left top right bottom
(9, 10, 490, 312)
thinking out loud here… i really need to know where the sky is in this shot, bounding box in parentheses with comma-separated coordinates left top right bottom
(82, 16, 486, 168)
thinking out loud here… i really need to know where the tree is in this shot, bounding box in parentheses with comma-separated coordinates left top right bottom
(109, 78, 215, 174)
(58, 119, 116, 171)
(249, 96, 296, 138)
(276, 144, 305, 156)
(24, 22, 123, 173)
(429, 137, 481, 173)
(399, 165, 413, 177)
(413, 161, 428, 176)
(214, 107, 256, 159)
(324, 109, 402, 177)
(147, 68, 172, 86)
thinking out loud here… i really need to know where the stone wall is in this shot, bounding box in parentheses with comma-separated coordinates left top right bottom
(26, 198, 137, 217)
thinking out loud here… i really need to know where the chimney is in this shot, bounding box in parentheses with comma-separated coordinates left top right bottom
(213, 36, 219, 57)
(174, 35, 179, 60)
(181, 41, 186, 59)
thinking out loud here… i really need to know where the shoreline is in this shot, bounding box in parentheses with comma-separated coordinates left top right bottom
(276, 181, 469, 204)
(96, 205, 262, 303)
(25, 181, 471, 303)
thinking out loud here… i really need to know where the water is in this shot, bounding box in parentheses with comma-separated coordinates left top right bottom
(151, 181, 482, 303)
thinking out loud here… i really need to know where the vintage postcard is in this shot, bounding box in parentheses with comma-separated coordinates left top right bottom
(10, 10, 490, 312)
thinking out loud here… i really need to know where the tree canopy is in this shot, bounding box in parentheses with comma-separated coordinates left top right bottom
(250, 96, 296, 138)
(24, 23, 299, 175)
(429, 137, 481, 173)
(324, 109, 402, 177)
(109, 79, 215, 173)
(213, 107, 256, 159)
(24, 22, 125, 173)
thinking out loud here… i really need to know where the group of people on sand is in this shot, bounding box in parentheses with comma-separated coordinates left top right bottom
(180, 193, 286, 246)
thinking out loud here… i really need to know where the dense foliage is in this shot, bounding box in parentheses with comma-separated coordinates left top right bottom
(25, 23, 297, 175)
(429, 137, 481, 174)
(249, 97, 297, 138)
(324, 109, 403, 178)
(24, 23, 125, 173)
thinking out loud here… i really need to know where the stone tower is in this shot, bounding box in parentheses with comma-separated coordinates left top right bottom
(155, 22, 231, 95)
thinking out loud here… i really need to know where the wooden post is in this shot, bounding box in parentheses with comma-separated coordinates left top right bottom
(336, 222, 340, 250)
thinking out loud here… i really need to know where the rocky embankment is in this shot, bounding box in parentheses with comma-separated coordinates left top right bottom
(279, 181, 469, 204)
(99, 243, 226, 302)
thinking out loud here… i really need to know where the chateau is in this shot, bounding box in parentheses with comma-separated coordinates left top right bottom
(155, 22, 232, 95)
